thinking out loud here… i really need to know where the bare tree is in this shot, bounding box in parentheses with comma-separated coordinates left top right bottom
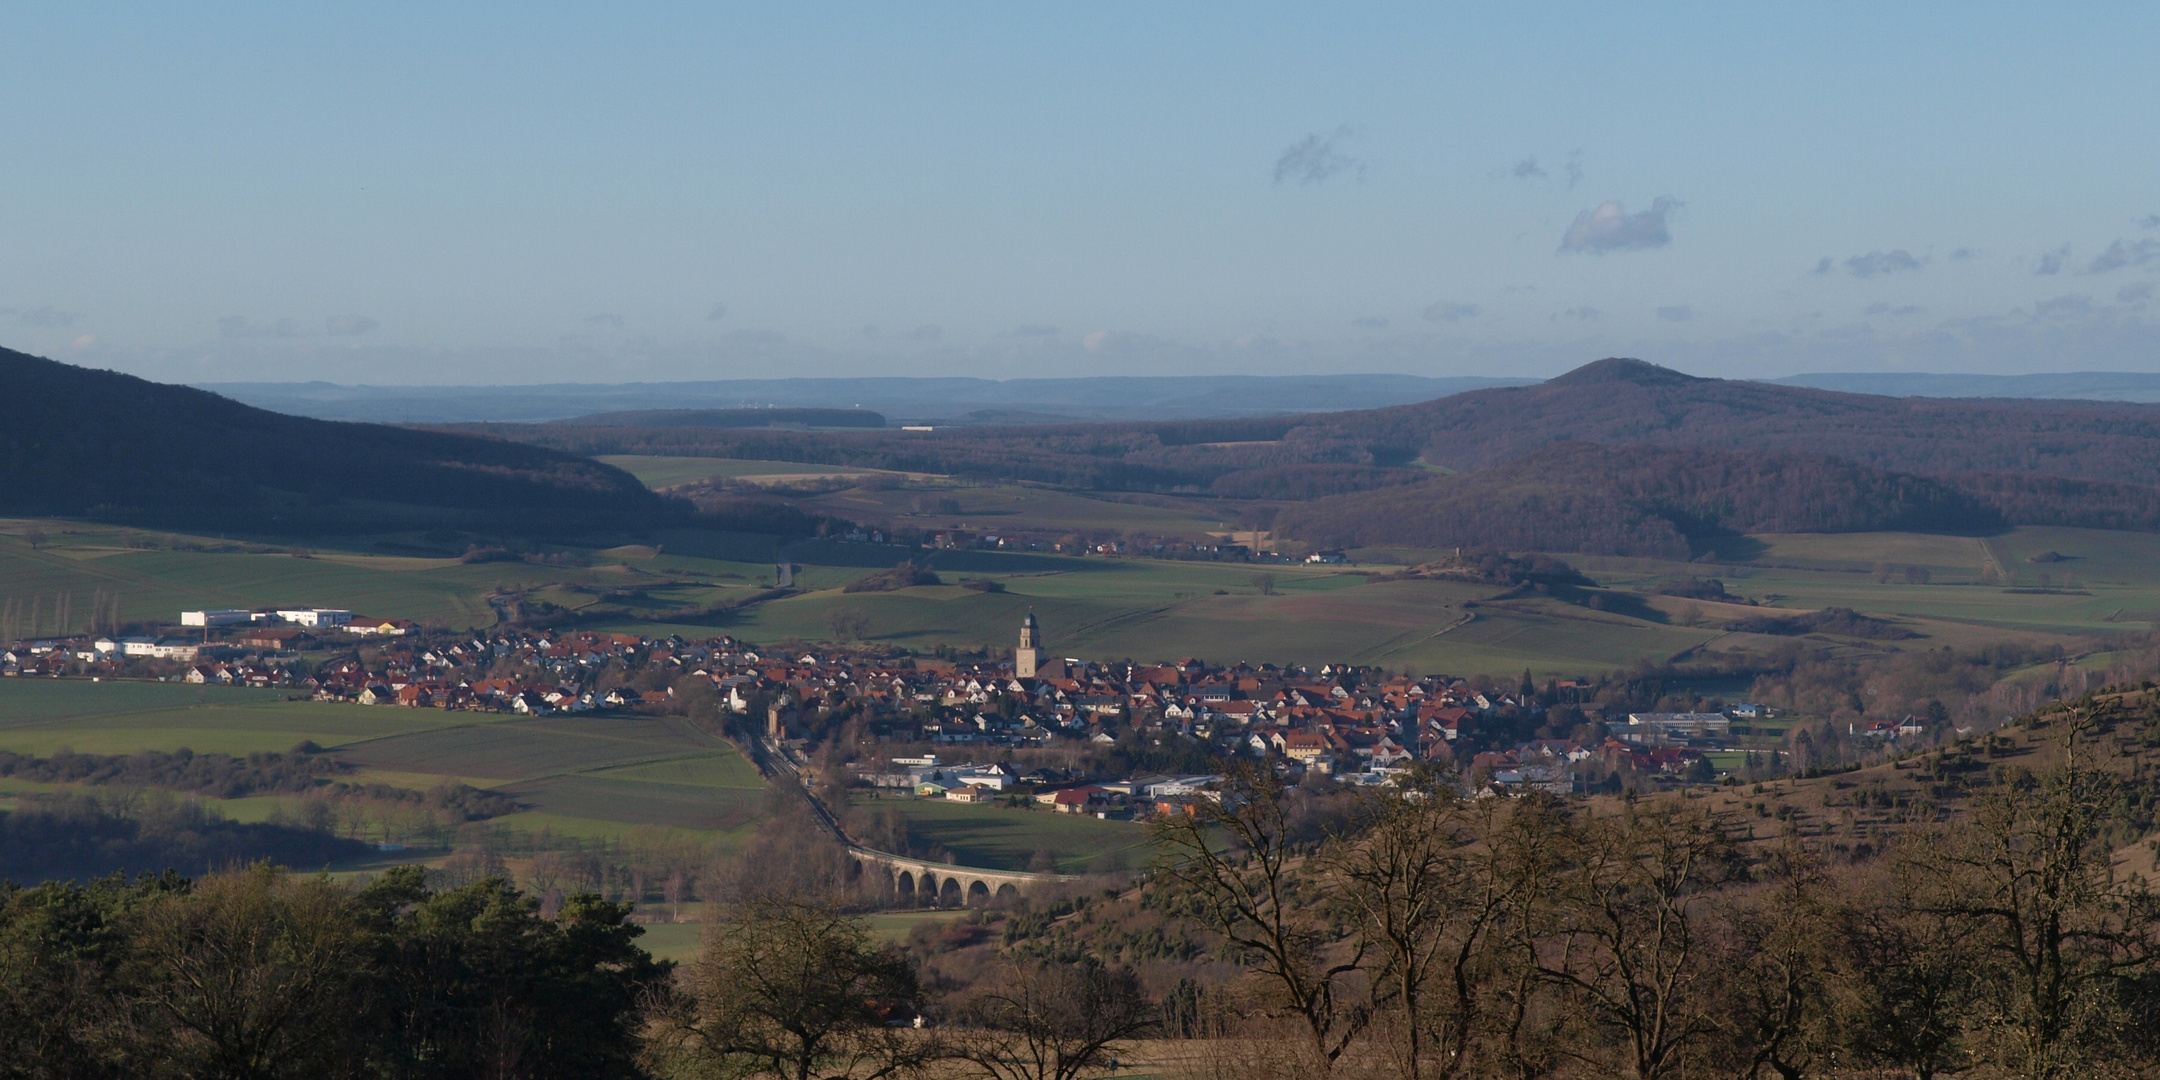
(950, 959, 1155, 1080)
(128, 865, 368, 1080)
(1152, 764, 1370, 1075)
(642, 897, 932, 1080)
(1827, 866, 1980, 1080)
(1897, 708, 2160, 1080)
(1704, 838, 1837, 1080)
(825, 607, 871, 643)
(1322, 777, 1511, 1080)
(1540, 801, 1736, 1080)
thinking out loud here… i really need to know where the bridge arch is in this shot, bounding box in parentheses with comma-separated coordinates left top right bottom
(843, 845, 1076, 908)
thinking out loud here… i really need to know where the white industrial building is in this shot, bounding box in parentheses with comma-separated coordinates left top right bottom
(275, 608, 352, 627)
(181, 609, 257, 628)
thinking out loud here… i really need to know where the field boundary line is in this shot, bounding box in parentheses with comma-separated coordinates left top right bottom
(1360, 611, 1477, 663)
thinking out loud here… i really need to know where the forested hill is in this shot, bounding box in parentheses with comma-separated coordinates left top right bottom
(0, 348, 673, 533)
(462, 358, 2160, 493)
(1333, 357, 2160, 485)
(1268, 442, 2011, 560)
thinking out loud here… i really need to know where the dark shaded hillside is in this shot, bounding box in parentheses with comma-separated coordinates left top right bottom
(0, 348, 675, 533)
(1329, 358, 2160, 485)
(1270, 443, 2007, 558)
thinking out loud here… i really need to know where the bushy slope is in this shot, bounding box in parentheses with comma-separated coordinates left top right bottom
(0, 348, 672, 532)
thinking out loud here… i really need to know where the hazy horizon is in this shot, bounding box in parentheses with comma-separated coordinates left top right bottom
(5, 4, 2156, 385)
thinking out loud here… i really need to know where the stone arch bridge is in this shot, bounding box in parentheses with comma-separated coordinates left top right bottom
(846, 846, 1073, 907)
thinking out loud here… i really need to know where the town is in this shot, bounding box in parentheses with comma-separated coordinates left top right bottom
(0, 605, 1844, 808)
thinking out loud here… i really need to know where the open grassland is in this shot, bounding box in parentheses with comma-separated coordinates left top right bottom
(631, 921, 706, 963)
(7, 515, 2157, 678)
(599, 455, 918, 489)
(715, 562, 1726, 676)
(341, 715, 765, 842)
(1987, 527, 2160, 587)
(849, 792, 1153, 873)
(794, 483, 1242, 539)
(339, 716, 712, 781)
(1744, 532, 1995, 578)
(0, 520, 816, 631)
(0, 679, 476, 756)
(0, 679, 770, 848)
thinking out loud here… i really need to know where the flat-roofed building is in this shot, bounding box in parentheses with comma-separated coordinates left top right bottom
(181, 609, 256, 628)
(275, 608, 352, 627)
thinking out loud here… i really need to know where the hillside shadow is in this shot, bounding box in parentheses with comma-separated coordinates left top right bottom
(1687, 531, 1768, 563)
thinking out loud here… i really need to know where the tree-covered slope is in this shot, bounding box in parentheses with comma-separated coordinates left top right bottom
(0, 347, 673, 532)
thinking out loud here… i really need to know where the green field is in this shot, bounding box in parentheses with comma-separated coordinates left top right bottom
(850, 793, 1152, 873)
(0, 521, 832, 631)
(599, 456, 914, 489)
(0, 679, 479, 756)
(796, 482, 1241, 539)
(0, 679, 768, 850)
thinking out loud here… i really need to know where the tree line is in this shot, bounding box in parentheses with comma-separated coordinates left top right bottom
(1149, 696, 2160, 1079)
(11, 692, 2160, 1079)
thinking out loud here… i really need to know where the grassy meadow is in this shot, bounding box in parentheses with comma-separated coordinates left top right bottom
(0, 678, 767, 852)
(8, 510, 2159, 680)
(598, 455, 918, 489)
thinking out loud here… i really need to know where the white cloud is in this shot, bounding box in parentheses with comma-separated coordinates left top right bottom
(19, 306, 83, 328)
(218, 315, 298, 338)
(2033, 295, 2091, 320)
(1817, 249, 1925, 278)
(1422, 301, 1481, 323)
(1558, 198, 1679, 253)
(1273, 127, 1363, 186)
(324, 314, 379, 336)
(2084, 238, 2160, 274)
(1656, 305, 1693, 322)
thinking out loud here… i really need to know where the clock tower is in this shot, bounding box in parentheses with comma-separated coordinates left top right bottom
(1015, 611, 1044, 679)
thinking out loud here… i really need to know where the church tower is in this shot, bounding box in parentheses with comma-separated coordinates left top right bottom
(1015, 611, 1043, 679)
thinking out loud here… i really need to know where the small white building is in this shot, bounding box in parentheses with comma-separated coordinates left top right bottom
(182, 610, 257, 628)
(120, 638, 201, 661)
(275, 609, 352, 627)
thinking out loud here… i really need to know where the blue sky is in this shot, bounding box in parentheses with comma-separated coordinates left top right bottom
(3, 2, 2156, 384)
